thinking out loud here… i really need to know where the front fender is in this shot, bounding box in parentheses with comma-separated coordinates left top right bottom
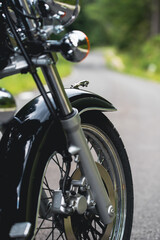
(0, 88, 116, 237)
(15, 88, 116, 123)
(66, 88, 116, 114)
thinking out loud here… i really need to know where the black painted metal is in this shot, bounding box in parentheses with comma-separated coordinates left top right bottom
(0, 88, 116, 238)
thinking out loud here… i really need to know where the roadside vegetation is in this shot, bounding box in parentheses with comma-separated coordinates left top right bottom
(104, 35, 160, 82)
(72, 0, 160, 83)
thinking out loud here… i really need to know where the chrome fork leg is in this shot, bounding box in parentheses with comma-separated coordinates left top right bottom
(61, 108, 115, 224)
(41, 63, 115, 224)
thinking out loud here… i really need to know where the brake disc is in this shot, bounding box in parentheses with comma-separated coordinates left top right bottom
(64, 162, 115, 240)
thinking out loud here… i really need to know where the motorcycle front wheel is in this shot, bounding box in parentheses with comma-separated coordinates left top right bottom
(33, 111, 133, 240)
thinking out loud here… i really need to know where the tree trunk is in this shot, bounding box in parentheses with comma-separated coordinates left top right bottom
(151, 0, 160, 36)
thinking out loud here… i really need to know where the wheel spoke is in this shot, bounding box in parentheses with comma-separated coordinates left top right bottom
(90, 225, 102, 237)
(52, 156, 66, 176)
(44, 177, 52, 197)
(46, 229, 54, 240)
(94, 216, 105, 230)
(35, 218, 46, 235)
(98, 152, 105, 164)
(52, 218, 54, 240)
(56, 231, 64, 240)
(38, 217, 53, 222)
(37, 227, 52, 230)
(83, 231, 90, 240)
(90, 227, 97, 239)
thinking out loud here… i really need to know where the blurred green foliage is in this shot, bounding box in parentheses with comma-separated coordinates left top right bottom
(141, 36, 160, 72)
(104, 36, 160, 82)
(70, 0, 160, 81)
(70, 0, 152, 49)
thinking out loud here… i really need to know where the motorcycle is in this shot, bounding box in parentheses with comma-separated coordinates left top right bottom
(0, 0, 133, 239)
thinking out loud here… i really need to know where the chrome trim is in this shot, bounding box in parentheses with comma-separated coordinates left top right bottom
(0, 55, 53, 79)
(41, 64, 73, 116)
(79, 107, 117, 115)
(0, 88, 16, 126)
(9, 222, 31, 238)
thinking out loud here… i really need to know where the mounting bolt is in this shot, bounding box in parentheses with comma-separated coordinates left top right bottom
(47, 58, 53, 65)
(108, 205, 115, 217)
(90, 200, 96, 206)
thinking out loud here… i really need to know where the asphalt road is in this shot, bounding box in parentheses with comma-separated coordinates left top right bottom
(16, 51, 160, 239)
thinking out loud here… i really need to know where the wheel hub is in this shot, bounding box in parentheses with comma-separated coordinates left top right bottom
(64, 162, 115, 239)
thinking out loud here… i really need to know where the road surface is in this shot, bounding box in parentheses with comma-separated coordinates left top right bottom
(16, 51, 160, 239)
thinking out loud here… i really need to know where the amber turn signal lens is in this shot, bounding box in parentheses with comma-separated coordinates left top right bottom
(60, 30, 90, 62)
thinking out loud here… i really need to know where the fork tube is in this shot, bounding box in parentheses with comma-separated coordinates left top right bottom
(18, 0, 37, 34)
(41, 64, 72, 117)
(41, 63, 115, 224)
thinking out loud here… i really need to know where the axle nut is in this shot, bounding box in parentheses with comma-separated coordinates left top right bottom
(108, 205, 115, 217)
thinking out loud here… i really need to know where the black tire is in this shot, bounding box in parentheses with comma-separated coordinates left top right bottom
(33, 111, 133, 240)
